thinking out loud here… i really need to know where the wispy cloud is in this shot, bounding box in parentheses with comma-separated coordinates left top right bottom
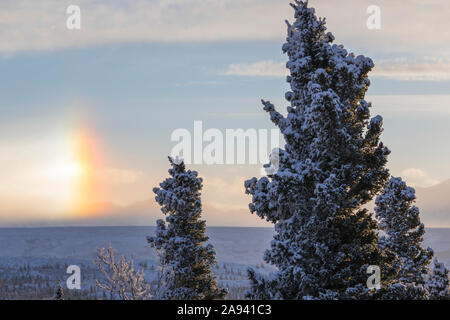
(225, 57, 450, 81)
(373, 58, 450, 81)
(172, 81, 224, 87)
(1, 0, 450, 53)
(225, 60, 287, 77)
(368, 95, 450, 116)
(97, 168, 142, 185)
(400, 168, 440, 188)
(0, 0, 290, 53)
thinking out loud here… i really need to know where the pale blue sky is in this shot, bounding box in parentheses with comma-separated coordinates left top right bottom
(0, 0, 449, 226)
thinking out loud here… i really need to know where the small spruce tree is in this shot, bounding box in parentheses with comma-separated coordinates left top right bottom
(55, 284, 64, 300)
(426, 258, 450, 300)
(375, 177, 434, 299)
(148, 157, 226, 300)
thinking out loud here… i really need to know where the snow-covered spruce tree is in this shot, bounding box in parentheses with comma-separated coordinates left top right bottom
(244, 1, 395, 299)
(375, 177, 433, 299)
(148, 157, 226, 300)
(426, 258, 450, 300)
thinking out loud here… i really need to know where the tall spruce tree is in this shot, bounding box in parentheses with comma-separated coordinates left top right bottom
(148, 157, 226, 300)
(244, 1, 394, 299)
(375, 177, 433, 299)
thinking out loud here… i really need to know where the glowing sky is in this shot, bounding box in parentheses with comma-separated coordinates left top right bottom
(0, 0, 449, 227)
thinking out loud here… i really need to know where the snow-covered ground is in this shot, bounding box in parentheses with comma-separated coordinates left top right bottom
(0, 226, 448, 299)
(0, 226, 274, 265)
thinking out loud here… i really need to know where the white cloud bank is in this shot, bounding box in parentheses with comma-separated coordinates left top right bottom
(373, 58, 450, 81)
(1, 0, 450, 53)
(225, 61, 287, 77)
(0, 0, 290, 52)
(225, 58, 450, 81)
(400, 168, 440, 188)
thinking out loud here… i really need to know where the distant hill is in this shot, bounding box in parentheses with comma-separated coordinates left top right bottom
(46, 179, 450, 228)
(101, 179, 450, 228)
(0, 226, 448, 266)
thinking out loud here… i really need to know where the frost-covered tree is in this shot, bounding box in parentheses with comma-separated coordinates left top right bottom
(426, 258, 450, 300)
(375, 177, 433, 299)
(245, 1, 394, 299)
(94, 244, 152, 300)
(148, 157, 226, 300)
(55, 284, 64, 300)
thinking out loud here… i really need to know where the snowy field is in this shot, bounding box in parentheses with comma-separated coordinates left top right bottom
(0, 226, 448, 299)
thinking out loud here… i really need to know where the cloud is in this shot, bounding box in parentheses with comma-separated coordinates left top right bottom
(373, 58, 450, 81)
(202, 175, 249, 211)
(367, 95, 450, 117)
(97, 167, 142, 185)
(400, 168, 440, 188)
(225, 60, 287, 77)
(1, 0, 450, 53)
(172, 81, 224, 87)
(202, 202, 270, 227)
(225, 57, 450, 81)
(0, 0, 290, 53)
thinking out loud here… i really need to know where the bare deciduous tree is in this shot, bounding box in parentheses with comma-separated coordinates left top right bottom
(94, 244, 152, 300)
